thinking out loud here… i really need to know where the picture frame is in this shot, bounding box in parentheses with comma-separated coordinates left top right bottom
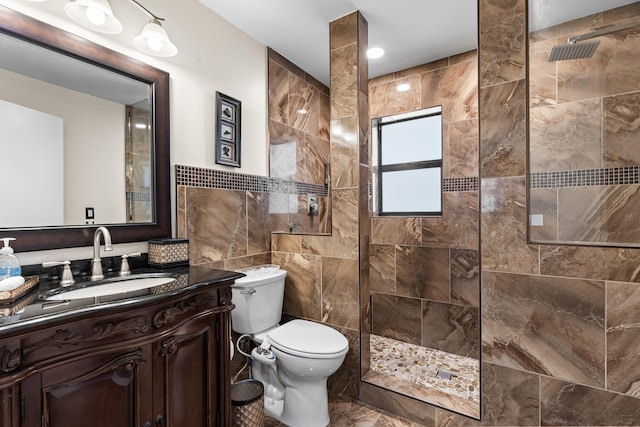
(215, 91, 241, 167)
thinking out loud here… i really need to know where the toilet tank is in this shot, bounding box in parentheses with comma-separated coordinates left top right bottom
(231, 265, 287, 334)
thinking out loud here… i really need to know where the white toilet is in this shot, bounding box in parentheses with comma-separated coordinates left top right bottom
(231, 265, 348, 427)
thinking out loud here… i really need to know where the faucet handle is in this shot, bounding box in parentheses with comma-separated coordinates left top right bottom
(119, 253, 141, 276)
(42, 261, 75, 287)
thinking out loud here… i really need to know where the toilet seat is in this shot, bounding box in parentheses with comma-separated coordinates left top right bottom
(267, 319, 348, 359)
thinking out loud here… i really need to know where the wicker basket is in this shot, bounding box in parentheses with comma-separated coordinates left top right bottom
(148, 239, 189, 268)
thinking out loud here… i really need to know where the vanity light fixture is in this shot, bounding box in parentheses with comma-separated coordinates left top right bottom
(61, 0, 178, 57)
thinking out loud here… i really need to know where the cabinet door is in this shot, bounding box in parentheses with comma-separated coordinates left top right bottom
(154, 318, 218, 427)
(22, 346, 153, 427)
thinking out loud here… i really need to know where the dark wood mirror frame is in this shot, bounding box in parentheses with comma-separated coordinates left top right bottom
(0, 5, 171, 252)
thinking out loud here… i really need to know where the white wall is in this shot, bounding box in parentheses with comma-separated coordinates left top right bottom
(0, 0, 269, 264)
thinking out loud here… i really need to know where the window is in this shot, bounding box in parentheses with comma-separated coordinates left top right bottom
(372, 106, 442, 216)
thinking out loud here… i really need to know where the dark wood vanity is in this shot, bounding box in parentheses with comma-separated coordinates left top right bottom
(0, 266, 241, 427)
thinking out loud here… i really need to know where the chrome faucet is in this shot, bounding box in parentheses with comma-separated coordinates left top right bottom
(91, 226, 113, 281)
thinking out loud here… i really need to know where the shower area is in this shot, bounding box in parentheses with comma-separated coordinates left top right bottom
(528, 1, 640, 245)
(362, 48, 480, 418)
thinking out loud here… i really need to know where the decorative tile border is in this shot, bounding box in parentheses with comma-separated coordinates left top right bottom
(126, 191, 151, 201)
(443, 177, 478, 192)
(175, 164, 328, 196)
(530, 166, 640, 189)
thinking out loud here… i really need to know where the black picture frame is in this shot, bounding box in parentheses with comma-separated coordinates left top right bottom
(215, 92, 241, 167)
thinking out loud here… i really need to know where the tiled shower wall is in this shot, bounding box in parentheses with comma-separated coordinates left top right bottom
(367, 51, 480, 360)
(529, 3, 640, 244)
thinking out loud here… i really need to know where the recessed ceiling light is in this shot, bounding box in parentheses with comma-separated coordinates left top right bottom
(367, 47, 385, 59)
(396, 83, 411, 92)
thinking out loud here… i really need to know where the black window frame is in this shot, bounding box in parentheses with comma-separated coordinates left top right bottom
(373, 107, 443, 217)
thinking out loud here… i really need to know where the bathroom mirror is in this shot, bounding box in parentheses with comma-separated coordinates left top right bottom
(528, 0, 640, 247)
(0, 6, 170, 251)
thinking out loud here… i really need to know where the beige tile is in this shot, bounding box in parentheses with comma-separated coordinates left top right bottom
(421, 301, 479, 358)
(450, 249, 479, 307)
(322, 257, 359, 329)
(396, 246, 450, 302)
(369, 244, 396, 294)
(288, 73, 318, 134)
(607, 281, 640, 395)
(371, 293, 421, 345)
(268, 58, 289, 125)
(604, 91, 640, 167)
(420, 59, 478, 123)
(540, 245, 640, 282)
(273, 252, 322, 321)
(330, 43, 358, 119)
(371, 217, 422, 245)
(529, 188, 558, 242)
(369, 75, 421, 119)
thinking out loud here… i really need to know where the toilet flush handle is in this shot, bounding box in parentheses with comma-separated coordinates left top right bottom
(240, 288, 256, 295)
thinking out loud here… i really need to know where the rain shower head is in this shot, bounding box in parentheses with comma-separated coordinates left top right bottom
(547, 19, 640, 62)
(548, 41, 600, 61)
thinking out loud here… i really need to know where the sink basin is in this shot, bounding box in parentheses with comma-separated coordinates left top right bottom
(44, 274, 177, 301)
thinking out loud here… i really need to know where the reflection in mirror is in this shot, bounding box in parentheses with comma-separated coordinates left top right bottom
(0, 6, 170, 251)
(365, 48, 480, 418)
(528, 0, 640, 246)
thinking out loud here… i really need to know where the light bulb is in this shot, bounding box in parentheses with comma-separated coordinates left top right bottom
(85, 7, 106, 25)
(147, 36, 163, 52)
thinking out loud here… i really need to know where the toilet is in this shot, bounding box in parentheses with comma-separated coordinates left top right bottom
(231, 264, 348, 427)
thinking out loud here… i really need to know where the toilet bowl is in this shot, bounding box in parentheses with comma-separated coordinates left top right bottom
(231, 265, 349, 427)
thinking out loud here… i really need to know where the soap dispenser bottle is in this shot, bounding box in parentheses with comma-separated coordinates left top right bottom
(0, 238, 21, 280)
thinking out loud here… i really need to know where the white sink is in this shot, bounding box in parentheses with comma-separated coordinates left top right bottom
(45, 276, 176, 301)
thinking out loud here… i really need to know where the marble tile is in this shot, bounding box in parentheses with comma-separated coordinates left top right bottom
(184, 187, 247, 264)
(371, 217, 422, 245)
(478, 0, 526, 87)
(540, 377, 640, 426)
(528, 188, 558, 242)
(176, 185, 186, 238)
(557, 184, 640, 244)
(358, 94, 370, 167)
(437, 362, 539, 426)
(479, 80, 527, 178)
(302, 188, 358, 259)
(448, 119, 479, 178)
(394, 57, 449, 80)
(421, 301, 479, 359)
(328, 326, 359, 400)
(289, 73, 318, 135)
(329, 12, 357, 51)
(422, 191, 479, 250)
(330, 43, 358, 120)
(481, 177, 539, 274)
(223, 253, 271, 271)
(482, 271, 605, 387)
(606, 280, 640, 395)
(396, 246, 450, 302)
(357, 12, 368, 95)
(268, 58, 289, 125)
(420, 59, 478, 123)
(529, 98, 603, 172)
(604, 91, 640, 167)
(450, 249, 479, 307)
(371, 293, 421, 345)
(303, 135, 329, 186)
(273, 252, 322, 321)
(359, 164, 370, 236)
(331, 116, 359, 189)
(556, 25, 640, 104)
(528, 38, 557, 109)
(271, 233, 301, 253)
(246, 191, 271, 255)
(359, 381, 437, 426)
(322, 257, 359, 329)
(450, 49, 477, 65)
(540, 245, 640, 282)
(603, 2, 640, 24)
(369, 75, 422, 119)
(318, 90, 331, 141)
(369, 244, 396, 294)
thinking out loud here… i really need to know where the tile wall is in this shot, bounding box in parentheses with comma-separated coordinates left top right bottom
(366, 50, 480, 361)
(177, 2, 640, 425)
(529, 3, 640, 244)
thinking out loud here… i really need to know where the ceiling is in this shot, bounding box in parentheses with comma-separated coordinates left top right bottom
(199, 0, 638, 87)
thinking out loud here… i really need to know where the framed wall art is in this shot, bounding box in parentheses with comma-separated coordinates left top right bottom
(215, 91, 241, 167)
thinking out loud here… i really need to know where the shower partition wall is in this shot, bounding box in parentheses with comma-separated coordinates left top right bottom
(528, 1, 640, 246)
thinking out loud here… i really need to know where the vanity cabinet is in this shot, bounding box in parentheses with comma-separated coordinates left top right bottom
(0, 280, 234, 427)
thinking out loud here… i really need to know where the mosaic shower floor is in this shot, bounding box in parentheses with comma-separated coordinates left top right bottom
(364, 334, 480, 417)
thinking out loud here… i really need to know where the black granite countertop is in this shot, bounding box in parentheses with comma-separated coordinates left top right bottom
(0, 262, 244, 335)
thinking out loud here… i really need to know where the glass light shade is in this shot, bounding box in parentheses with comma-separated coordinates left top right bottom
(133, 19, 178, 57)
(64, 0, 123, 34)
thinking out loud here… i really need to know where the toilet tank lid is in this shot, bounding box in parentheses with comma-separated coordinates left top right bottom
(234, 264, 286, 285)
(268, 319, 348, 357)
